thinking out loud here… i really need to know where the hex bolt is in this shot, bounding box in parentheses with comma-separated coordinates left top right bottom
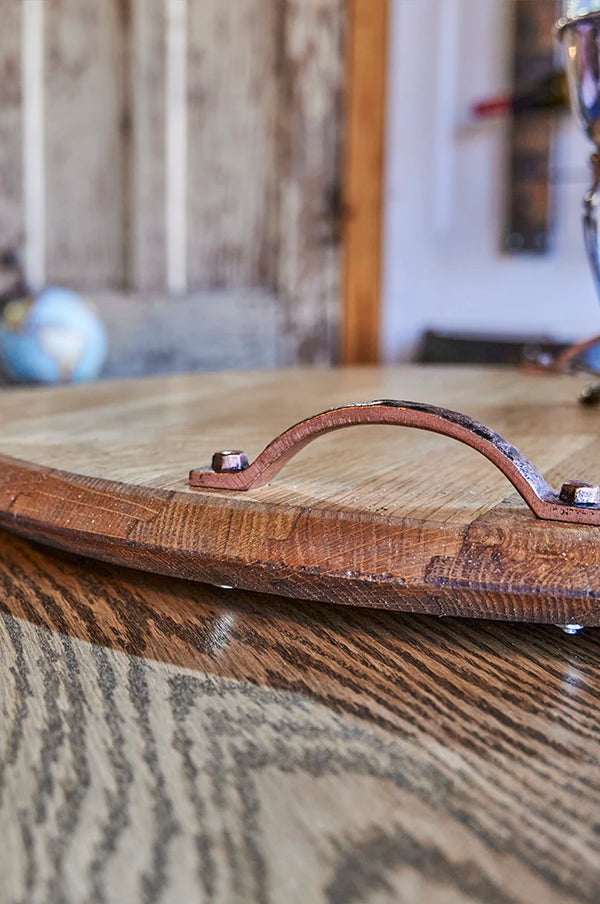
(579, 383, 600, 407)
(211, 450, 249, 474)
(559, 480, 600, 506)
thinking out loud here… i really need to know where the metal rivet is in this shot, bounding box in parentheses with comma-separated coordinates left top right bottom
(211, 450, 249, 474)
(559, 480, 600, 506)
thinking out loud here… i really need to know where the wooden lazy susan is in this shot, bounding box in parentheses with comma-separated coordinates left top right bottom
(1, 365, 600, 627)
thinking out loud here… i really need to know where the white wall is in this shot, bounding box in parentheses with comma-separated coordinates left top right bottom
(382, 0, 598, 362)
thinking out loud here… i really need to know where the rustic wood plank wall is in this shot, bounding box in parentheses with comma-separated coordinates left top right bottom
(0, 0, 347, 372)
(186, 0, 278, 290)
(277, 0, 347, 364)
(45, 0, 128, 288)
(130, 0, 167, 291)
(99, 288, 280, 376)
(0, 2, 22, 295)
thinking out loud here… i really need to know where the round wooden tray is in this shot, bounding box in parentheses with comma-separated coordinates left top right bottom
(1, 365, 599, 625)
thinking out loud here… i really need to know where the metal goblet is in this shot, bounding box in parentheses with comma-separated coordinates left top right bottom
(557, 1, 600, 401)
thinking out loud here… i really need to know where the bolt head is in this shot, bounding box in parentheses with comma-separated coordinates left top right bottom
(559, 480, 600, 506)
(211, 450, 249, 474)
(579, 384, 600, 407)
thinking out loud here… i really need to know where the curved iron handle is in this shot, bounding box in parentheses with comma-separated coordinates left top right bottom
(188, 400, 600, 525)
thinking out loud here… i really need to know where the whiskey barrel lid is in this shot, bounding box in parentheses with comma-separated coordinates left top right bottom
(1, 365, 599, 625)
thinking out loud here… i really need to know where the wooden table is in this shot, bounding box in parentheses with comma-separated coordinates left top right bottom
(0, 527, 598, 903)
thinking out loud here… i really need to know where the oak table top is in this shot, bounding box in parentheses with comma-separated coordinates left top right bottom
(0, 527, 598, 904)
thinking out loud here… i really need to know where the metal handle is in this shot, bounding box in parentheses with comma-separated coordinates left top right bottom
(189, 399, 600, 525)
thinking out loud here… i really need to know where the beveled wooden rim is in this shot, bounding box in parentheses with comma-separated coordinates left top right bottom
(1, 451, 600, 624)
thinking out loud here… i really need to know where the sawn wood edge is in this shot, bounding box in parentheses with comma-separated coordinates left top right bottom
(0, 452, 598, 625)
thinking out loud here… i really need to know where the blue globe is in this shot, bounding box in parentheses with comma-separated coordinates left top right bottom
(0, 287, 108, 384)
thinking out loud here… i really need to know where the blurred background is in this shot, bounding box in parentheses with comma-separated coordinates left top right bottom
(383, 0, 596, 366)
(0, 0, 595, 385)
(0, 0, 346, 382)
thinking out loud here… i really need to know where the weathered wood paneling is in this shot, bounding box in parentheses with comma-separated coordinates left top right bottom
(45, 0, 127, 288)
(130, 0, 166, 291)
(277, 0, 347, 364)
(96, 288, 280, 376)
(186, 0, 279, 289)
(2, 0, 348, 369)
(0, 1, 22, 284)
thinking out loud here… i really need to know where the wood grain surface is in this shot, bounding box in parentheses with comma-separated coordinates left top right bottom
(0, 526, 599, 903)
(2, 366, 600, 624)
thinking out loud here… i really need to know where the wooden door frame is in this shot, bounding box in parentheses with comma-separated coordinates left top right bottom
(342, 0, 389, 365)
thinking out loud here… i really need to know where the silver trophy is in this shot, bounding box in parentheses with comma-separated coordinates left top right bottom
(556, 1, 600, 397)
(558, 2, 600, 294)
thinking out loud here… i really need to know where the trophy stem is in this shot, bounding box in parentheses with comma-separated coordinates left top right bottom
(578, 154, 600, 405)
(583, 152, 600, 294)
